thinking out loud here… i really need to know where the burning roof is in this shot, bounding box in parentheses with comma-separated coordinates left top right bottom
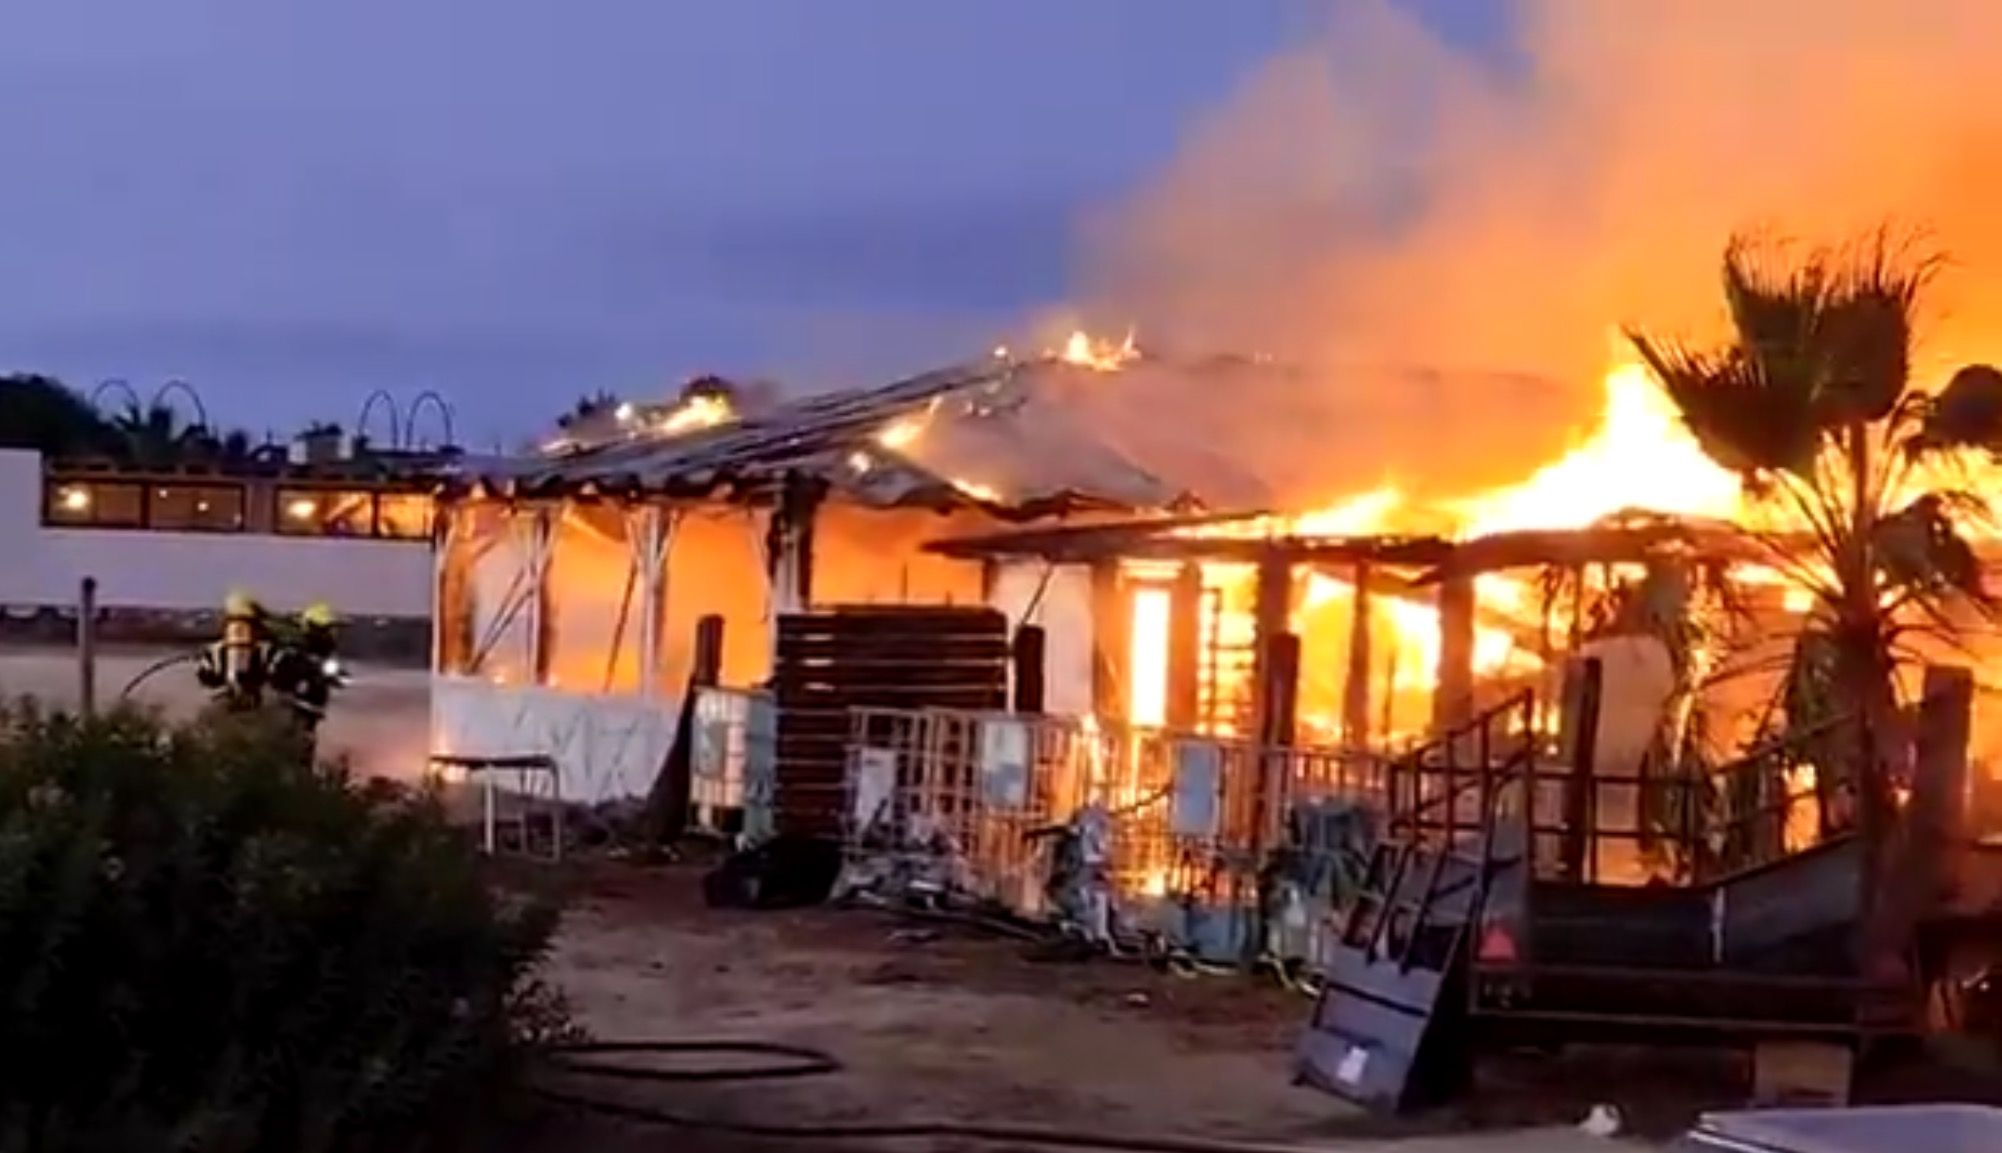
(444, 329, 1600, 527)
(445, 333, 1335, 516)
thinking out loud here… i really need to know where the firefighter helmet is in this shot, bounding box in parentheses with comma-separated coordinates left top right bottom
(224, 589, 258, 617)
(300, 602, 338, 628)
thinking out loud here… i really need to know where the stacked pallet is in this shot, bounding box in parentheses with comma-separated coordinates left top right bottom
(771, 605, 1009, 836)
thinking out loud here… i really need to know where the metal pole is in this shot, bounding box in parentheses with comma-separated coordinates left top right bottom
(77, 577, 98, 717)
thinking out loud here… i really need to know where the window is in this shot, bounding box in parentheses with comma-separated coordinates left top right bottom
(277, 488, 376, 537)
(375, 493, 434, 540)
(148, 484, 246, 532)
(43, 480, 143, 528)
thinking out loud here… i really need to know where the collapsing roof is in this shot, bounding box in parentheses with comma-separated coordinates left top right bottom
(439, 348, 1577, 522)
(440, 355, 1215, 518)
(926, 507, 1795, 582)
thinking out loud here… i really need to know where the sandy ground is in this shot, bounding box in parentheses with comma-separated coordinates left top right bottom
(525, 863, 1691, 1153)
(0, 644, 434, 781)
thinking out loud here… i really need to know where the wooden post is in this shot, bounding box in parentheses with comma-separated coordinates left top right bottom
(1259, 631, 1301, 748)
(1012, 624, 1047, 714)
(768, 471, 826, 614)
(77, 577, 98, 718)
(691, 615, 726, 691)
(1432, 573, 1477, 733)
(1248, 550, 1293, 743)
(632, 505, 678, 696)
(1089, 562, 1128, 721)
(1166, 563, 1202, 729)
(643, 613, 728, 847)
(1556, 656, 1603, 883)
(1868, 664, 1975, 1006)
(1341, 562, 1373, 746)
(1254, 630, 1302, 858)
(516, 506, 555, 686)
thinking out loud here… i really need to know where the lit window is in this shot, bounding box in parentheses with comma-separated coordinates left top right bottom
(374, 493, 433, 539)
(149, 484, 245, 532)
(277, 488, 375, 536)
(43, 480, 143, 527)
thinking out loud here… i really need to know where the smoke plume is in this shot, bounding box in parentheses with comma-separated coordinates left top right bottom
(1076, 0, 2002, 503)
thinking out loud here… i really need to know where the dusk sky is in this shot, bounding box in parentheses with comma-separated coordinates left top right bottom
(0, 1, 1508, 449)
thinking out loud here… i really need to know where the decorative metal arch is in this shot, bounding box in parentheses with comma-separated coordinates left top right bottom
(89, 377, 142, 416)
(403, 390, 456, 449)
(357, 388, 402, 449)
(150, 379, 210, 432)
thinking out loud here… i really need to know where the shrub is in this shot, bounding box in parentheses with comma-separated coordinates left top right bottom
(0, 700, 568, 1153)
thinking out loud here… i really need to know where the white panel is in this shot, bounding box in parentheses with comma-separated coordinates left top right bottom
(429, 675, 680, 805)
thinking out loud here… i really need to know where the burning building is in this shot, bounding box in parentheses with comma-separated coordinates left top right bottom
(426, 328, 2002, 893)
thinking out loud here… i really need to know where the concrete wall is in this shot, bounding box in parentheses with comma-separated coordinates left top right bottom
(0, 449, 432, 618)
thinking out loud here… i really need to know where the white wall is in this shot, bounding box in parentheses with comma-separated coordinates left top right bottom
(0, 449, 433, 618)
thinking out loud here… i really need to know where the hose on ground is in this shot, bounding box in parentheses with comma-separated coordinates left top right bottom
(537, 1039, 1334, 1153)
(119, 651, 202, 700)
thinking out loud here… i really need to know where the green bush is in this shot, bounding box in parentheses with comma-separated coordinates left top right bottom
(0, 700, 569, 1153)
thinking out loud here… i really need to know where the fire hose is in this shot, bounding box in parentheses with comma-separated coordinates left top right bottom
(535, 1039, 1347, 1153)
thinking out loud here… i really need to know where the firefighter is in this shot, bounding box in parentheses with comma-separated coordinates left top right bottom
(195, 589, 272, 704)
(267, 602, 346, 732)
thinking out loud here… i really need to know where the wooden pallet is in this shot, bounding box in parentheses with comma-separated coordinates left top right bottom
(770, 605, 1008, 836)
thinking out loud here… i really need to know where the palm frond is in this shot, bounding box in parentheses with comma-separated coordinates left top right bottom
(1626, 334, 1821, 478)
(1814, 228, 1936, 423)
(1872, 491, 1990, 608)
(1913, 363, 2002, 457)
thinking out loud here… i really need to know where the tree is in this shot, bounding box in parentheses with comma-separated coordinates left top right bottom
(0, 375, 121, 458)
(1627, 230, 2002, 870)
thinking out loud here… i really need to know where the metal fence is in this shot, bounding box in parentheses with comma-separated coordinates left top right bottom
(837, 706, 1390, 962)
(689, 685, 777, 844)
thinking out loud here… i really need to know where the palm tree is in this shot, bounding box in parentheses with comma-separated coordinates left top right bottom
(1626, 230, 2002, 874)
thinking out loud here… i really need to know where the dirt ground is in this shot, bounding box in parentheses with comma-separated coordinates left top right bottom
(522, 862, 1737, 1152)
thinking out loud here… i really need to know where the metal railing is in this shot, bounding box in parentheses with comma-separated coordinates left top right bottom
(837, 706, 1391, 955)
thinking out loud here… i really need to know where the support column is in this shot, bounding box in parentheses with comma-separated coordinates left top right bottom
(763, 472, 825, 626)
(430, 504, 457, 674)
(1868, 665, 1975, 1004)
(1341, 562, 1374, 747)
(1249, 550, 1294, 746)
(514, 505, 556, 686)
(1166, 563, 1203, 730)
(1012, 625, 1047, 714)
(1432, 572, 1476, 733)
(1089, 561, 1128, 722)
(630, 504, 678, 697)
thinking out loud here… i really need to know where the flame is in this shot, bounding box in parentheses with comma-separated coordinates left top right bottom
(877, 417, 924, 451)
(1124, 349, 1802, 748)
(1450, 360, 1743, 535)
(655, 393, 735, 437)
(951, 478, 1004, 504)
(1059, 329, 1139, 372)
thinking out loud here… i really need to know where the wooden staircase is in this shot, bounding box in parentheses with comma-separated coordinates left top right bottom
(1295, 691, 1913, 1115)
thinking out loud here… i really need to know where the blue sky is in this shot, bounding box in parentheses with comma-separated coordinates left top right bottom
(0, 1, 1510, 448)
